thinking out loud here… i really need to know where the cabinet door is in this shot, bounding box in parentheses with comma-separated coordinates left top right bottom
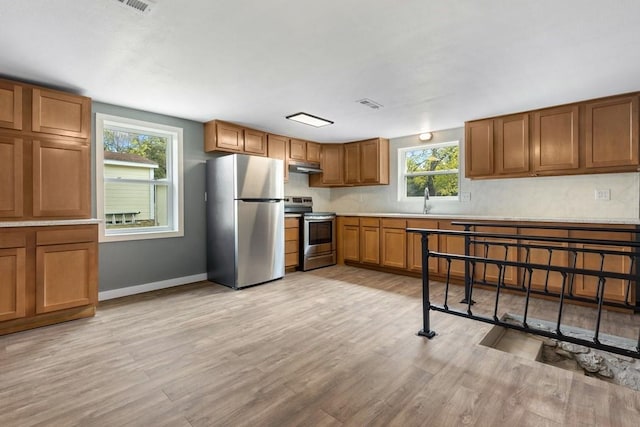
(32, 89, 90, 139)
(36, 242, 97, 314)
(0, 247, 26, 322)
(320, 144, 344, 185)
(473, 226, 518, 286)
(361, 138, 388, 185)
(0, 80, 23, 130)
(267, 134, 289, 181)
(438, 223, 469, 279)
(306, 142, 321, 163)
(216, 121, 244, 152)
(465, 119, 494, 178)
(0, 136, 23, 218)
(533, 105, 579, 172)
(342, 224, 360, 262)
(289, 139, 306, 160)
(572, 230, 633, 303)
(407, 219, 439, 274)
(518, 228, 569, 294)
(244, 129, 267, 156)
(585, 96, 639, 169)
(344, 142, 361, 184)
(32, 139, 90, 218)
(381, 227, 407, 269)
(360, 218, 380, 265)
(496, 113, 530, 175)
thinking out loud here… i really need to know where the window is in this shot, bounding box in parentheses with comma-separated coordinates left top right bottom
(96, 113, 184, 242)
(398, 141, 459, 200)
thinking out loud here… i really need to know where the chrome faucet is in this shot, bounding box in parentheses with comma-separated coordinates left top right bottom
(423, 187, 431, 214)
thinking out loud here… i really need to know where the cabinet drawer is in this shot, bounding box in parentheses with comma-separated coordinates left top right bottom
(285, 228, 298, 241)
(285, 217, 300, 228)
(0, 231, 26, 249)
(381, 218, 406, 229)
(285, 240, 298, 254)
(360, 218, 379, 227)
(36, 226, 96, 246)
(341, 217, 359, 226)
(285, 252, 299, 267)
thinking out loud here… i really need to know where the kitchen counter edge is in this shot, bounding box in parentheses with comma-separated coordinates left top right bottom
(0, 219, 102, 228)
(335, 213, 640, 225)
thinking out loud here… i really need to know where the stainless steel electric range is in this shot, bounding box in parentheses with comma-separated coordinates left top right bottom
(284, 196, 336, 271)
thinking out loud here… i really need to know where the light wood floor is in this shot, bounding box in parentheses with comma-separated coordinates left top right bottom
(0, 265, 639, 426)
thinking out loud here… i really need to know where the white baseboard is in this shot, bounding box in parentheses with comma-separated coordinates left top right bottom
(98, 273, 208, 301)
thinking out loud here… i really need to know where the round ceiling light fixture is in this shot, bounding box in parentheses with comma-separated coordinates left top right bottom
(419, 132, 433, 141)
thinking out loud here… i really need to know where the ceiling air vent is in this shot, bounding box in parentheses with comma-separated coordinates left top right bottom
(115, 0, 154, 15)
(356, 98, 383, 110)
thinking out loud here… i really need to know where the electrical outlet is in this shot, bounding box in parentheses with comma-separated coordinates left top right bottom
(594, 189, 610, 201)
(460, 192, 471, 202)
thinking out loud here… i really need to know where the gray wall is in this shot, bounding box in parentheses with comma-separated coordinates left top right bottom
(92, 102, 208, 291)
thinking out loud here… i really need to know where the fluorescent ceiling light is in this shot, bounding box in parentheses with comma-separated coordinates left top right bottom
(286, 112, 333, 127)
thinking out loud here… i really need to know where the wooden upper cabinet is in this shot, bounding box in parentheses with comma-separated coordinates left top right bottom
(496, 113, 530, 175)
(584, 95, 639, 169)
(267, 134, 289, 181)
(32, 89, 90, 139)
(344, 142, 360, 184)
(533, 105, 579, 172)
(244, 128, 266, 156)
(32, 139, 90, 218)
(310, 144, 344, 187)
(465, 119, 494, 177)
(0, 136, 23, 218)
(306, 142, 321, 163)
(289, 138, 306, 161)
(360, 138, 389, 184)
(0, 81, 23, 130)
(205, 120, 244, 152)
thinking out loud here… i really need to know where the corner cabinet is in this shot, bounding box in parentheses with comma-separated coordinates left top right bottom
(0, 224, 98, 336)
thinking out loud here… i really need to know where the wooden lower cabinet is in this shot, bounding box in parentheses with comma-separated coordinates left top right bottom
(518, 228, 569, 294)
(284, 217, 300, 270)
(406, 219, 439, 274)
(571, 229, 634, 303)
(0, 247, 26, 322)
(0, 224, 98, 335)
(359, 218, 380, 265)
(339, 217, 360, 263)
(438, 222, 469, 279)
(474, 226, 518, 286)
(381, 219, 406, 269)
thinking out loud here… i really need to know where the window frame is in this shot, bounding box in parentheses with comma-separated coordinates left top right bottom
(397, 140, 460, 202)
(95, 113, 184, 242)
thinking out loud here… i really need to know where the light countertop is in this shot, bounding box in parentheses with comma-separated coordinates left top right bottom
(336, 213, 640, 225)
(0, 219, 102, 228)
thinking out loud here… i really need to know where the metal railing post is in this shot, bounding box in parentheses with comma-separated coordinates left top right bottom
(418, 232, 436, 338)
(460, 224, 475, 305)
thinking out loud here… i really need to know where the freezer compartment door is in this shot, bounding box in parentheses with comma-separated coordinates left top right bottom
(236, 200, 284, 287)
(235, 155, 284, 200)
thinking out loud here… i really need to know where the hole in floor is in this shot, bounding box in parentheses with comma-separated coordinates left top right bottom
(480, 315, 640, 392)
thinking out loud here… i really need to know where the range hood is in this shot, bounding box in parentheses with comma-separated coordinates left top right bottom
(288, 160, 322, 174)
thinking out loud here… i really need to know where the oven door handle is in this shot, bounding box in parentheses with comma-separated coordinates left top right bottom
(304, 216, 336, 222)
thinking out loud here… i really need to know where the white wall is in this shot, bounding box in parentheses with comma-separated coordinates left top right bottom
(328, 127, 640, 221)
(284, 172, 332, 211)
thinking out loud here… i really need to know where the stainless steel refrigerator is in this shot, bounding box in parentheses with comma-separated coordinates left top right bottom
(206, 154, 285, 289)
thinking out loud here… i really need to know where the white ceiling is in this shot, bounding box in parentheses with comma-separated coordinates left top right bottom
(2, 0, 640, 142)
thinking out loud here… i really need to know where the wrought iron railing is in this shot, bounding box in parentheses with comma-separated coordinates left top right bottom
(407, 223, 640, 359)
